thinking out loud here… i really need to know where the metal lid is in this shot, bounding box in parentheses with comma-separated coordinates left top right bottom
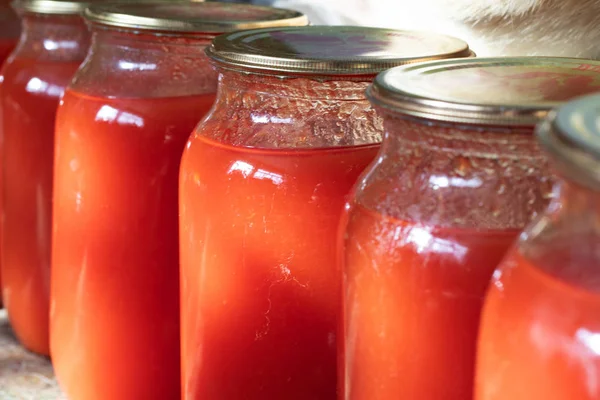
(206, 26, 473, 76)
(84, 2, 308, 34)
(13, 0, 88, 15)
(368, 57, 600, 126)
(537, 93, 600, 189)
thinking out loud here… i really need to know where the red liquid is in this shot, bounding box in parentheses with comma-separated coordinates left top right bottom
(0, 37, 16, 308)
(51, 90, 215, 400)
(476, 250, 600, 400)
(179, 136, 378, 399)
(343, 204, 517, 400)
(1, 57, 80, 355)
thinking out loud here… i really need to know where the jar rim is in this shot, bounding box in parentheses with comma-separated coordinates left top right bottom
(84, 2, 308, 35)
(206, 26, 473, 77)
(537, 93, 600, 190)
(367, 57, 600, 127)
(13, 0, 88, 15)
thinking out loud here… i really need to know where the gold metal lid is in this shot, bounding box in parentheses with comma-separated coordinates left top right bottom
(84, 2, 308, 34)
(13, 0, 88, 15)
(368, 57, 600, 126)
(537, 93, 600, 189)
(206, 26, 473, 76)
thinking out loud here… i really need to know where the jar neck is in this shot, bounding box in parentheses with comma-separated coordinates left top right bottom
(89, 27, 215, 57)
(204, 69, 381, 148)
(518, 178, 600, 292)
(69, 27, 217, 98)
(380, 113, 540, 162)
(217, 69, 372, 101)
(357, 111, 552, 230)
(16, 13, 89, 61)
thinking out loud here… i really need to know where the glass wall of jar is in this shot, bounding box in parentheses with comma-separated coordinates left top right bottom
(0, 0, 21, 310)
(179, 26, 472, 400)
(50, 3, 307, 400)
(0, 0, 89, 356)
(476, 93, 600, 400)
(341, 57, 600, 400)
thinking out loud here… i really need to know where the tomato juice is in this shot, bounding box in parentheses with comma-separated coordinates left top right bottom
(1, 57, 81, 355)
(343, 204, 518, 400)
(180, 134, 379, 399)
(51, 89, 216, 400)
(476, 249, 600, 400)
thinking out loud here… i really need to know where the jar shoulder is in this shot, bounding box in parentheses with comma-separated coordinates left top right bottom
(0, 55, 79, 104)
(192, 90, 382, 148)
(352, 128, 553, 230)
(69, 40, 217, 99)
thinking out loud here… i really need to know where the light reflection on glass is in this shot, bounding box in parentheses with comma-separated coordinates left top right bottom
(405, 225, 468, 262)
(429, 175, 483, 190)
(251, 113, 292, 124)
(43, 39, 78, 51)
(228, 160, 254, 178)
(577, 328, 600, 356)
(251, 114, 268, 124)
(531, 323, 600, 394)
(492, 268, 504, 292)
(254, 169, 283, 185)
(118, 60, 157, 71)
(95, 105, 144, 127)
(25, 77, 64, 97)
(75, 191, 83, 212)
(227, 160, 283, 185)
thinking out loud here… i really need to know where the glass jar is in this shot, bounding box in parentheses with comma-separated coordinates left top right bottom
(476, 93, 600, 400)
(0, 0, 89, 356)
(0, 0, 20, 309)
(50, 3, 307, 400)
(341, 57, 600, 400)
(179, 26, 472, 399)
